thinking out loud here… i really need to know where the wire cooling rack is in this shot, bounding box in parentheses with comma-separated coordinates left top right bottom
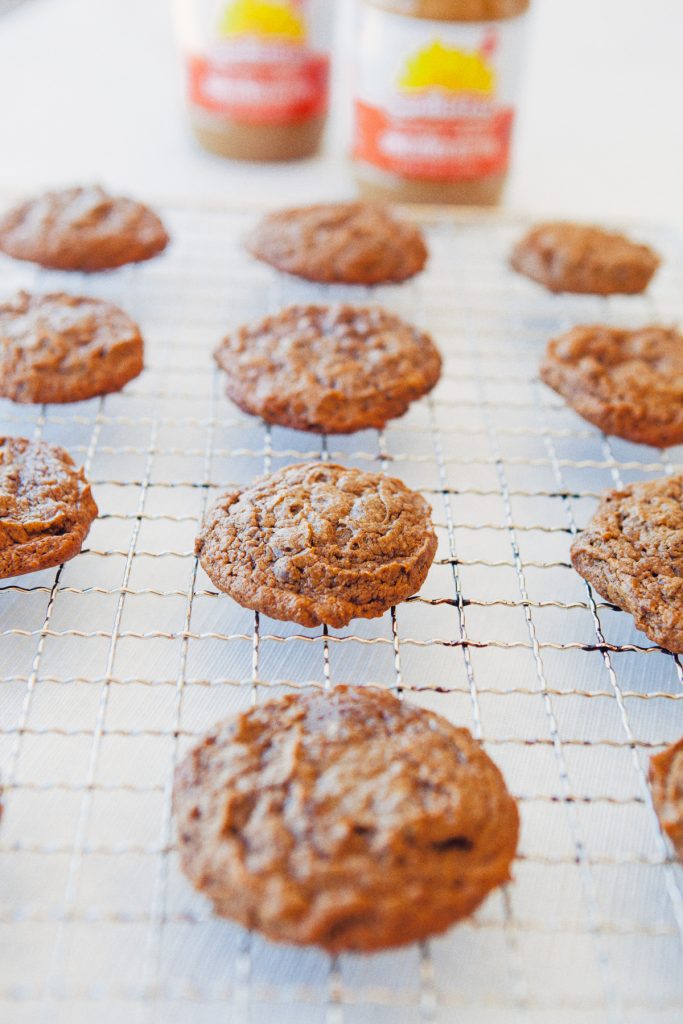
(1, 201, 683, 1024)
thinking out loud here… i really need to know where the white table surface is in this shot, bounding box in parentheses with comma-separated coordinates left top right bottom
(0, 0, 681, 222)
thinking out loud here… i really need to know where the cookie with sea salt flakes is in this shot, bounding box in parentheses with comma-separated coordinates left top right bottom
(214, 303, 442, 433)
(195, 461, 438, 628)
(0, 290, 144, 404)
(0, 185, 169, 271)
(0, 436, 98, 578)
(174, 685, 520, 951)
(510, 221, 659, 295)
(245, 201, 428, 284)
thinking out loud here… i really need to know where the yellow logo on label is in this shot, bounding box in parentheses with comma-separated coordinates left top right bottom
(399, 41, 495, 95)
(219, 0, 305, 42)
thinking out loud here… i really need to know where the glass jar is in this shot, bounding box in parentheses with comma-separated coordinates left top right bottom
(173, 0, 333, 161)
(353, 0, 531, 204)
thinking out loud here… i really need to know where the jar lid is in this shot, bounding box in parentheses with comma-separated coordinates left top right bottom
(366, 0, 530, 22)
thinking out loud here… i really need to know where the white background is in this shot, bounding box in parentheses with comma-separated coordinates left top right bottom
(0, 0, 681, 222)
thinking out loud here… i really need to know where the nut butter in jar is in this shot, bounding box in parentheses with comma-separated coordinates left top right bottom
(353, 0, 530, 203)
(173, 0, 333, 161)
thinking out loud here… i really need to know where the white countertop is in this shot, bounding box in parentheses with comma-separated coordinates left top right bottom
(0, 0, 681, 224)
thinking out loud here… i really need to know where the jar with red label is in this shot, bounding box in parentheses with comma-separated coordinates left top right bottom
(173, 0, 333, 161)
(353, 0, 531, 204)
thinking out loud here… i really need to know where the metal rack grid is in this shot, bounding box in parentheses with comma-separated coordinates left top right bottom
(1, 201, 682, 1024)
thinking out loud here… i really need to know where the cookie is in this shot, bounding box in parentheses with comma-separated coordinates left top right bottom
(174, 685, 520, 951)
(540, 324, 683, 447)
(0, 185, 169, 271)
(246, 201, 428, 284)
(0, 436, 98, 579)
(650, 736, 683, 861)
(571, 475, 683, 651)
(214, 304, 442, 434)
(196, 462, 437, 627)
(510, 221, 659, 295)
(0, 291, 144, 404)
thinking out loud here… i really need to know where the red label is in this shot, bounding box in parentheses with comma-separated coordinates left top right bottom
(188, 52, 329, 125)
(354, 100, 514, 180)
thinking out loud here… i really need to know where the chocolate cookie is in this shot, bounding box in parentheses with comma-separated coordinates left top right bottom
(0, 437, 98, 579)
(510, 222, 659, 295)
(246, 201, 428, 285)
(0, 185, 169, 271)
(540, 324, 683, 447)
(196, 462, 437, 627)
(174, 685, 520, 951)
(0, 291, 144, 404)
(650, 736, 683, 861)
(571, 475, 683, 651)
(214, 304, 442, 434)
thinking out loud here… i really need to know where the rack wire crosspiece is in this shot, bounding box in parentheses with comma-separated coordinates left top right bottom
(1, 203, 682, 1024)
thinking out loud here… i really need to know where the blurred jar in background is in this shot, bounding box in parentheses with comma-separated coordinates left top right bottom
(353, 0, 530, 204)
(173, 0, 333, 161)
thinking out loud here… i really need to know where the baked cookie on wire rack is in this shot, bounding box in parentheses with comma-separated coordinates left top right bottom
(196, 461, 438, 628)
(214, 303, 442, 433)
(0, 185, 169, 271)
(650, 736, 683, 861)
(571, 475, 683, 651)
(540, 324, 683, 447)
(174, 685, 520, 952)
(0, 291, 144, 404)
(246, 201, 428, 285)
(511, 221, 659, 295)
(0, 436, 98, 578)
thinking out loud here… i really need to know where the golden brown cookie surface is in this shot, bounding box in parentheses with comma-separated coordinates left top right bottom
(0, 436, 98, 579)
(540, 324, 683, 447)
(650, 737, 683, 861)
(246, 202, 428, 284)
(214, 304, 442, 433)
(511, 221, 659, 295)
(195, 462, 437, 627)
(0, 291, 143, 404)
(174, 685, 520, 952)
(571, 475, 683, 651)
(0, 185, 169, 271)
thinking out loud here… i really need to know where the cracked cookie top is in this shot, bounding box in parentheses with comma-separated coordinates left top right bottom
(0, 185, 169, 271)
(0, 290, 144, 404)
(214, 303, 442, 433)
(246, 201, 428, 285)
(540, 324, 683, 447)
(174, 685, 520, 951)
(511, 221, 659, 295)
(0, 436, 98, 578)
(195, 461, 438, 627)
(571, 474, 683, 651)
